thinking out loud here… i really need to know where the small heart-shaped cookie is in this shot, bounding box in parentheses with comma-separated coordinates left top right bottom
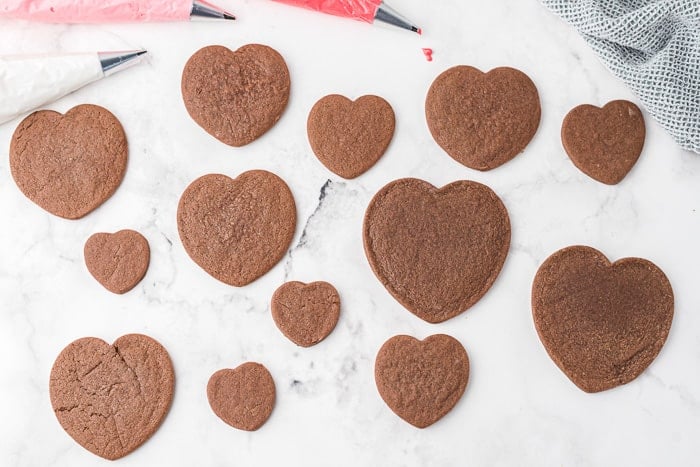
(271, 281, 341, 347)
(177, 170, 296, 286)
(307, 94, 395, 178)
(84, 229, 150, 294)
(425, 66, 541, 170)
(9, 104, 127, 219)
(532, 246, 674, 393)
(561, 100, 645, 185)
(181, 44, 290, 147)
(50, 334, 174, 460)
(207, 362, 276, 431)
(375, 334, 469, 428)
(363, 178, 510, 323)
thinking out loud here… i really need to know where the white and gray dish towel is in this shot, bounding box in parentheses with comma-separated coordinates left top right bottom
(543, 0, 699, 153)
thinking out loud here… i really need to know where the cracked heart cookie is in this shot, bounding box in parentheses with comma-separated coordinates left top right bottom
(181, 44, 290, 147)
(532, 246, 673, 393)
(177, 170, 296, 287)
(9, 104, 127, 219)
(561, 100, 645, 185)
(49, 334, 174, 460)
(208, 362, 276, 431)
(271, 281, 340, 347)
(363, 178, 510, 323)
(307, 94, 395, 178)
(425, 66, 540, 170)
(84, 229, 150, 294)
(375, 334, 469, 428)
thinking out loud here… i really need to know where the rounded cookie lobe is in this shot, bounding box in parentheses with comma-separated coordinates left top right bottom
(363, 178, 511, 323)
(307, 94, 395, 179)
(181, 44, 290, 147)
(207, 362, 276, 431)
(425, 66, 541, 170)
(177, 170, 297, 287)
(9, 104, 128, 219)
(375, 334, 470, 428)
(532, 246, 674, 393)
(561, 100, 645, 185)
(271, 281, 341, 347)
(84, 229, 150, 294)
(49, 334, 174, 460)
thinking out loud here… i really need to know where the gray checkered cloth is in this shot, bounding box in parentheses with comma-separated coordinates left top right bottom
(542, 0, 700, 153)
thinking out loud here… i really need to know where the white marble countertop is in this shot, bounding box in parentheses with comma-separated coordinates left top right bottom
(1, 0, 699, 465)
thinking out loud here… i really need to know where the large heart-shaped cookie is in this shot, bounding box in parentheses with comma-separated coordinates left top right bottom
(532, 246, 674, 393)
(84, 229, 150, 294)
(181, 44, 290, 147)
(561, 100, 646, 185)
(307, 94, 395, 179)
(425, 66, 541, 170)
(363, 178, 510, 323)
(375, 334, 469, 428)
(177, 170, 296, 286)
(9, 104, 127, 219)
(207, 362, 276, 431)
(271, 281, 341, 347)
(49, 334, 174, 460)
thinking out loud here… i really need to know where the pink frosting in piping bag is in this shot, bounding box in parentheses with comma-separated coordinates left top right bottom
(272, 0, 381, 23)
(0, 0, 192, 22)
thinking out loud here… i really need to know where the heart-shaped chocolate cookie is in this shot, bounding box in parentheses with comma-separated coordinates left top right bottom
(375, 334, 469, 428)
(9, 104, 127, 219)
(207, 362, 276, 431)
(425, 66, 541, 170)
(561, 100, 645, 185)
(271, 281, 341, 347)
(177, 170, 296, 286)
(181, 44, 290, 147)
(84, 229, 150, 294)
(532, 246, 674, 393)
(49, 334, 174, 460)
(363, 178, 510, 323)
(307, 94, 395, 179)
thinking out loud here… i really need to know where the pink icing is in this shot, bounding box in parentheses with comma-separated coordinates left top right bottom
(422, 48, 433, 62)
(273, 0, 381, 23)
(0, 0, 192, 22)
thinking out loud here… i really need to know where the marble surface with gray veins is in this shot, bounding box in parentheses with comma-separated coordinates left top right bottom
(1, 0, 699, 466)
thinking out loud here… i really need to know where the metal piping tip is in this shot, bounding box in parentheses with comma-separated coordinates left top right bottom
(98, 49, 147, 77)
(374, 1, 420, 34)
(190, 0, 236, 21)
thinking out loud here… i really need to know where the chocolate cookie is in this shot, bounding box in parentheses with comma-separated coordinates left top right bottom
(532, 246, 674, 393)
(181, 44, 290, 147)
(49, 334, 174, 460)
(207, 362, 276, 431)
(271, 281, 341, 347)
(425, 66, 541, 170)
(9, 104, 127, 219)
(375, 334, 469, 428)
(177, 170, 296, 286)
(363, 178, 510, 323)
(307, 94, 395, 178)
(84, 230, 150, 294)
(561, 100, 646, 185)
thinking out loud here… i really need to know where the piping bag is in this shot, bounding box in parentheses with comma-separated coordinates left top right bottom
(0, 0, 235, 22)
(0, 50, 146, 125)
(272, 0, 420, 33)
